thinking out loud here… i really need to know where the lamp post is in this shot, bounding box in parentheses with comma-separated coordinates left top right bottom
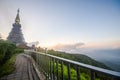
(0, 34, 2, 39)
(45, 48, 48, 54)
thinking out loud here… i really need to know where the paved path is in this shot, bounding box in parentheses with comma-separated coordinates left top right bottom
(0, 54, 40, 80)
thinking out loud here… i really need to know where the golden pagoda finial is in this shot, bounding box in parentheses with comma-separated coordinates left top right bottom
(15, 9, 20, 24)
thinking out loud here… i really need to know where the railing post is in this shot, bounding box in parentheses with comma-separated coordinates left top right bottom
(36, 53, 38, 64)
(48, 57, 50, 80)
(112, 76, 120, 80)
(61, 61, 64, 80)
(39, 54, 41, 68)
(90, 70, 95, 80)
(50, 58, 52, 80)
(45, 47, 49, 79)
(76, 65, 80, 80)
(53, 58, 55, 80)
(56, 60, 59, 80)
(67, 63, 71, 80)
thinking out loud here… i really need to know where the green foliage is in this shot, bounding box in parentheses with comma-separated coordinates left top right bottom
(52, 63, 90, 80)
(0, 40, 24, 77)
(14, 48, 24, 53)
(37, 47, 45, 53)
(0, 40, 16, 64)
(0, 54, 16, 77)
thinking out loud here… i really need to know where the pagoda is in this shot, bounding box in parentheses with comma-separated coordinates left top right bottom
(7, 9, 25, 46)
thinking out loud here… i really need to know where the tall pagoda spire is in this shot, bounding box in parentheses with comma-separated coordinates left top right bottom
(7, 9, 25, 45)
(15, 9, 20, 24)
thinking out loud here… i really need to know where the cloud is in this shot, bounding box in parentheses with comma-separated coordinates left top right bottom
(51, 42, 85, 53)
(51, 41, 120, 53)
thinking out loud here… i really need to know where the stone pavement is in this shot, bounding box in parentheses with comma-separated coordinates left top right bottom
(0, 54, 40, 80)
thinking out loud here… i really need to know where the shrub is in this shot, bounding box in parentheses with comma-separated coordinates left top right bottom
(0, 40, 16, 65)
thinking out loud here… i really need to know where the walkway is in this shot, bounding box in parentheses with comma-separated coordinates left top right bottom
(0, 54, 40, 80)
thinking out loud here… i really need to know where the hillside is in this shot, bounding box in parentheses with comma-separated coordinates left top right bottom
(47, 50, 111, 70)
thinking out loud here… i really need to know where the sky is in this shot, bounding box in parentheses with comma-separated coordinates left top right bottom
(0, 0, 120, 51)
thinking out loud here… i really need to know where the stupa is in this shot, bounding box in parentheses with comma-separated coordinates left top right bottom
(7, 9, 25, 46)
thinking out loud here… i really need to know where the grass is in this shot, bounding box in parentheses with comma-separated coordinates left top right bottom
(0, 54, 16, 77)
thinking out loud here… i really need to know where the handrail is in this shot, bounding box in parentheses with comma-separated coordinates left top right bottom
(45, 53, 120, 77)
(25, 50, 120, 80)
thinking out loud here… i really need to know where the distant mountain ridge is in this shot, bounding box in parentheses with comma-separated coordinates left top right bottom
(47, 50, 111, 70)
(85, 48, 120, 72)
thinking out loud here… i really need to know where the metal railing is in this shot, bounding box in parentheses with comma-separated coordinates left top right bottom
(25, 50, 120, 80)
